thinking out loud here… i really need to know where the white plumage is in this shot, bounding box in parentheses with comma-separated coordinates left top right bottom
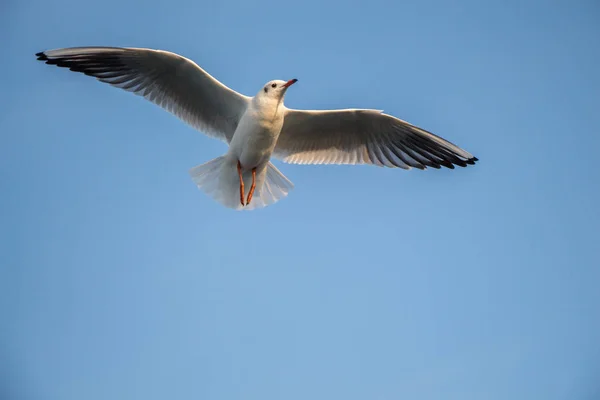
(37, 46, 478, 210)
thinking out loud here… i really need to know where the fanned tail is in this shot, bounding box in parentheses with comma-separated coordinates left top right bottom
(189, 157, 293, 210)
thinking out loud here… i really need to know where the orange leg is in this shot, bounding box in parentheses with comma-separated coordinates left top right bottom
(246, 167, 257, 205)
(237, 160, 245, 206)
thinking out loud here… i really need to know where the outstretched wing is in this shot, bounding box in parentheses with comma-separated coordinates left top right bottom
(36, 47, 250, 142)
(274, 108, 477, 169)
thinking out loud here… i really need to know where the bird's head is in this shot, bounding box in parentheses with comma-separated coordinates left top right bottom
(258, 79, 297, 100)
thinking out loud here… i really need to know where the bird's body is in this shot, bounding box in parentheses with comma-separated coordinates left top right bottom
(230, 91, 285, 171)
(36, 46, 478, 210)
(209, 84, 292, 209)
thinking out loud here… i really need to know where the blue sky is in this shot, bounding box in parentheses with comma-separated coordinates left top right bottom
(2, 0, 599, 399)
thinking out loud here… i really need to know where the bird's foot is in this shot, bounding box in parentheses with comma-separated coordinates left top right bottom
(237, 160, 245, 206)
(246, 167, 257, 205)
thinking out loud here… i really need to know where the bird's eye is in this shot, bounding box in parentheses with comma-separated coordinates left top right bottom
(271, 83, 277, 88)
(264, 87, 268, 93)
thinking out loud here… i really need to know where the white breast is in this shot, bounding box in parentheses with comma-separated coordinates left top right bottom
(228, 98, 284, 168)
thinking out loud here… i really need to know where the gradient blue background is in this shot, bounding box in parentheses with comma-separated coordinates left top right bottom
(2, 0, 599, 399)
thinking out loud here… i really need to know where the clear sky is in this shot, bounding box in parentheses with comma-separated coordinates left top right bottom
(2, 0, 599, 399)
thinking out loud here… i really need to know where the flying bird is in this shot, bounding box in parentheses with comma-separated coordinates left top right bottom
(36, 47, 478, 210)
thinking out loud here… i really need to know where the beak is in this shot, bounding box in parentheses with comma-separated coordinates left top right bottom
(282, 78, 298, 88)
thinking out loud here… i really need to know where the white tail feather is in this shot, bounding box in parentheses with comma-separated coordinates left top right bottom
(189, 156, 293, 210)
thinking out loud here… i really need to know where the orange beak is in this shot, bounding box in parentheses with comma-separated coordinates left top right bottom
(282, 78, 298, 88)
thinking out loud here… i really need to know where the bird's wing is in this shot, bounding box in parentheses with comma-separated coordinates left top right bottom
(274, 108, 478, 169)
(36, 47, 251, 143)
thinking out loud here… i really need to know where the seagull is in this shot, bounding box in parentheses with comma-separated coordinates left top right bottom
(36, 46, 478, 210)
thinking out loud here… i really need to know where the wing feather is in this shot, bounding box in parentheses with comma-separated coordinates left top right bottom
(36, 46, 250, 142)
(274, 108, 478, 169)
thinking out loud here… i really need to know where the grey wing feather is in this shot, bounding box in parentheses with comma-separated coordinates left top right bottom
(36, 47, 250, 142)
(274, 108, 478, 169)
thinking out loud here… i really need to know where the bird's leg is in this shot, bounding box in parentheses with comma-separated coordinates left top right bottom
(246, 167, 257, 205)
(237, 160, 245, 206)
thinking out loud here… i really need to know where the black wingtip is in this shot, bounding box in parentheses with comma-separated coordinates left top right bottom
(36, 51, 48, 61)
(462, 156, 479, 166)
